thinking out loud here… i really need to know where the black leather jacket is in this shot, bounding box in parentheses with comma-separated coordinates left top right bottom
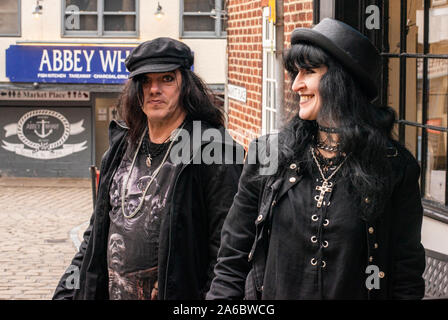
(207, 135, 426, 300)
(53, 119, 244, 299)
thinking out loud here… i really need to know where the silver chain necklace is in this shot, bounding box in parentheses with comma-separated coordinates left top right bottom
(311, 146, 348, 208)
(121, 123, 185, 219)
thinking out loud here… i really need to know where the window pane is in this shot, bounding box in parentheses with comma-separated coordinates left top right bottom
(0, 13, 18, 35)
(0, 0, 18, 11)
(0, 0, 18, 35)
(184, 15, 214, 32)
(65, 15, 98, 31)
(104, 15, 136, 31)
(221, 0, 227, 32)
(222, 15, 227, 32)
(266, 81, 271, 107)
(266, 109, 271, 133)
(271, 81, 276, 110)
(184, 0, 214, 12)
(429, 1, 448, 55)
(65, 0, 97, 11)
(427, 59, 448, 125)
(425, 130, 446, 204)
(104, 0, 136, 11)
(266, 52, 272, 78)
(272, 110, 277, 131)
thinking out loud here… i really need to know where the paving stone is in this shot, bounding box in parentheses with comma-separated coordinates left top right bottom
(0, 178, 92, 300)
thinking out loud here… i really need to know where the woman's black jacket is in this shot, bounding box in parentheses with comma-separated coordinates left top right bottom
(53, 119, 244, 299)
(207, 135, 426, 300)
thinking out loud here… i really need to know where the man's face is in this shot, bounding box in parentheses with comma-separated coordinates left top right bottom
(141, 70, 185, 125)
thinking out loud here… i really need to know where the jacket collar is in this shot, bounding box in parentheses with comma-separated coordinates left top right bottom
(274, 161, 303, 203)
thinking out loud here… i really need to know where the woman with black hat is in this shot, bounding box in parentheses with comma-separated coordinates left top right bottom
(206, 18, 426, 300)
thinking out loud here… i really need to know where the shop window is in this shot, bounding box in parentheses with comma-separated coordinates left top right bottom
(62, 0, 138, 37)
(181, 0, 227, 38)
(0, 0, 20, 36)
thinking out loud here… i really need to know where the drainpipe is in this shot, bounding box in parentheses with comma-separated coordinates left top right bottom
(275, 0, 285, 129)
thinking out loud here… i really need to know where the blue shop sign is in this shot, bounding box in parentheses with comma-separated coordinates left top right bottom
(6, 44, 136, 84)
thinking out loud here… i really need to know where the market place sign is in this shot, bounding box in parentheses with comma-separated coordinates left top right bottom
(6, 44, 136, 84)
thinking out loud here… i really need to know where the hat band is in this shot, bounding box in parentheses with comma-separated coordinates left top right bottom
(130, 57, 190, 71)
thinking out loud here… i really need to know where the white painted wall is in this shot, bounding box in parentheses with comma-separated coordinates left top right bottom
(0, 0, 226, 84)
(422, 216, 448, 255)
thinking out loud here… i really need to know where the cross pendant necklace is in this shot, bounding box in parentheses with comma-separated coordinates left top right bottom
(311, 147, 348, 208)
(315, 180, 333, 208)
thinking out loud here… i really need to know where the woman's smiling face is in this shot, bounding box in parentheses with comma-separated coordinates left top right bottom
(291, 65, 328, 121)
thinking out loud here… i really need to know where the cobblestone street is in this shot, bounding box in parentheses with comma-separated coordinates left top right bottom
(0, 178, 93, 300)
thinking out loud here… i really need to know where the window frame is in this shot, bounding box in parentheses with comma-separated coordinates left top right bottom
(261, 6, 278, 135)
(0, 0, 21, 37)
(61, 0, 139, 38)
(180, 0, 226, 39)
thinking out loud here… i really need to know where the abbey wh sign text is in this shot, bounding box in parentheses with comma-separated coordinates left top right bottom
(6, 44, 137, 84)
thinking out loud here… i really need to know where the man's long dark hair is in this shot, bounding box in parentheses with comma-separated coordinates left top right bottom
(117, 68, 225, 144)
(281, 43, 397, 220)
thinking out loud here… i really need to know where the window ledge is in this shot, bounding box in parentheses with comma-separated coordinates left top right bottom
(62, 34, 139, 39)
(423, 199, 448, 224)
(180, 35, 226, 40)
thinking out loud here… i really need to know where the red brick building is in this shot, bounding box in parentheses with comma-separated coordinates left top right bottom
(225, 0, 314, 148)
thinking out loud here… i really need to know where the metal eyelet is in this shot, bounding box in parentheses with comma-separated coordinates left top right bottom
(311, 214, 318, 222)
(311, 236, 318, 243)
(322, 240, 329, 248)
(323, 219, 329, 226)
(321, 260, 326, 268)
(310, 258, 317, 266)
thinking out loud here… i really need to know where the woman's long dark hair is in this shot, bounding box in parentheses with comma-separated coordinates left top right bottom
(117, 68, 225, 144)
(281, 43, 396, 220)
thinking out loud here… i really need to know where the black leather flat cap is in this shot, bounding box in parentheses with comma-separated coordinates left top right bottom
(125, 37, 194, 78)
(291, 18, 381, 100)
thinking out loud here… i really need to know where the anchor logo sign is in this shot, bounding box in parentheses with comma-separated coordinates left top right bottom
(1, 109, 87, 160)
(34, 119, 53, 138)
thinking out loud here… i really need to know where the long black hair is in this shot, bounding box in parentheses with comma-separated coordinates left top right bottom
(281, 42, 396, 220)
(117, 68, 225, 144)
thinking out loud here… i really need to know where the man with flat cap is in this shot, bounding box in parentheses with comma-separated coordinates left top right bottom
(53, 37, 244, 300)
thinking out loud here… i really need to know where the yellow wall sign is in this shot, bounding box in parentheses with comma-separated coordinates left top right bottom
(269, 0, 276, 23)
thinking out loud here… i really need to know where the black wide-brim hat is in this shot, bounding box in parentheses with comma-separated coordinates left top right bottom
(125, 37, 194, 78)
(291, 18, 381, 100)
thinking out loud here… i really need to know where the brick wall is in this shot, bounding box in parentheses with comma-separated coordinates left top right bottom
(226, 0, 264, 148)
(226, 0, 314, 148)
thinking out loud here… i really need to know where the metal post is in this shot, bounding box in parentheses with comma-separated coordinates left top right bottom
(398, 0, 407, 144)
